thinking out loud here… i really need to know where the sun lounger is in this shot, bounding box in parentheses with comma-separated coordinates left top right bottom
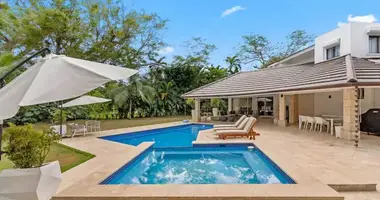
(213, 115, 247, 130)
(214, 117, 257, 140)
(213, 115, 248, 131)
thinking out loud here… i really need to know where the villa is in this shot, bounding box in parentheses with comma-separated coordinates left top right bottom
(183, 22, 380, 143)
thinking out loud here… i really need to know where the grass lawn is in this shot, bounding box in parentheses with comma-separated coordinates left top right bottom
(0, 143, 95, 173)
(0, 116, 189, 172)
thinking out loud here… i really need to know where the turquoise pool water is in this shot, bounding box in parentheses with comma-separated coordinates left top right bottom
(101, 146, 295, 184)
(100, 123, 295, 184)
(100, 124, 213, 148)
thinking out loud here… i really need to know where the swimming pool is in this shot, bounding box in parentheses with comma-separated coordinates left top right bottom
(101, 146, 295, 184)
(100, 124, 213, 148)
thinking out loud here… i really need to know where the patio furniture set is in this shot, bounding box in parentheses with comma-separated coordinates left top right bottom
(50, 120, 101, 138)
(299, 115, 343, 137)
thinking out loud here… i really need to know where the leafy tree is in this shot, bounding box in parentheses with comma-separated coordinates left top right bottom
(283, 30, 314, 56)
(225, 55, 241, 74)
(182, 37, 217, 62)
(108, 75, 155, 119)
(0, 0, 166, 68)
(239, 29, 313, 68)
(199, 65, 228, 86)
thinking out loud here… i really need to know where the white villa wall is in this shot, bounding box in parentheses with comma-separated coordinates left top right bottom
(315, 22, 380, 63)
(313, 91, 343, 116)
(350, 22, 380, 58)
(315, 24, 351, 63)
(372, 88, 380, 108)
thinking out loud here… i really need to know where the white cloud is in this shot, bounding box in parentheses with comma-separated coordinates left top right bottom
(158, 46, 174, 54)
(221, 6, 246, 18)
(348, 14, 377, 23)
(338, 14, 377, 27)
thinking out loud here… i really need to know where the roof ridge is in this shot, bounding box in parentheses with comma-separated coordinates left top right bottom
(244, 63, 311, 73)
(345, 54, 357, 82)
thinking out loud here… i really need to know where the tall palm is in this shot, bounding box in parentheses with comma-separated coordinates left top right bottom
(225, 55, 241, 74)
(108, 75, 155, 119)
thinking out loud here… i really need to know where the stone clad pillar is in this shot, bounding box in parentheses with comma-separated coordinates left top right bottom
(228, 97, 233, 112)
(194, 98, 201, 122)
(342, 88, 360, 146)
(252, 97, 258, 116)
(233, 98, 240, 112)
(289, 94, 299, 124)
(274, 95, 279, 120)
(278, 94, 286, 127)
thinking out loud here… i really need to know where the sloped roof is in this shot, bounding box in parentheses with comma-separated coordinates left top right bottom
(182, 55, 380, 98)
(353, 57, 380, 81)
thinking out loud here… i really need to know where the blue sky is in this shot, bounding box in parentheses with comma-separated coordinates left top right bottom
(124, 0, 380, 70)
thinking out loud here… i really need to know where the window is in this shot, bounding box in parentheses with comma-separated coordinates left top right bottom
(326, 45, 340, 60)
(369, 36, 380, 53)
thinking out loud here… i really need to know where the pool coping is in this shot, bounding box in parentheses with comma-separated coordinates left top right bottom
(53, 122, 343, 200)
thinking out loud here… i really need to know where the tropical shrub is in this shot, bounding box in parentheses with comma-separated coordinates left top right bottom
(3, 124, 61, 168)
(7, 104, 56, 125)
(186, 99, 195, 110)
(210, 98, 221, 108)
(52, 109, 67, 125)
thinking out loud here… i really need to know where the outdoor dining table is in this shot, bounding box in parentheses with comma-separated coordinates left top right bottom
(321, 115, 343, 135)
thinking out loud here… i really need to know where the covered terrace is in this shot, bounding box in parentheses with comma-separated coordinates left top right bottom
(183, 55, 380, 145)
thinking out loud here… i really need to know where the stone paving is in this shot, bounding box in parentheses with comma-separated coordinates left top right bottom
(54, 120, 380, 199)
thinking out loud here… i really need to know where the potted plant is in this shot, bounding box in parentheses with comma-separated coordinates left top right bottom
(211, 98, 221, 117)
(0, 123, 62, 200)
(186, 99, 196, 121)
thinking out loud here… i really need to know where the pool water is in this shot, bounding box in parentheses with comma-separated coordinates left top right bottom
(101, 124, 213, 148)
(101, 146, 295, 184)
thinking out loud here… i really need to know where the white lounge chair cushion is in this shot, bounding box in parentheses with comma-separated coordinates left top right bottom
(214, 117, 252, 135)
(214, 115, 247, 128)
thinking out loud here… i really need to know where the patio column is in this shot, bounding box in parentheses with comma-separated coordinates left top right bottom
(289, 94, 299, 124)
(228, 97, 233, 112)
(274, 95, 279, 119)
(233, 98, 240, 112)
(252, 97, 258, 116)
(278, 94, 286, 127)
(342, 88, 360, 146)
(193, 98, 201, 122)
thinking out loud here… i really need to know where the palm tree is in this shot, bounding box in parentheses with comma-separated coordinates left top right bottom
(108, 75, 156, 119)
(225, 55, 241, 74)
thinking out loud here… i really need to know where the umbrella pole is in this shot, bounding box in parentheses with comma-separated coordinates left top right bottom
(60, 101, 63, 135)
(0, 120, 3, 159)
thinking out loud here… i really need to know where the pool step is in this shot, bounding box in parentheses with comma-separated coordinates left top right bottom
(329, 183, 377, 192)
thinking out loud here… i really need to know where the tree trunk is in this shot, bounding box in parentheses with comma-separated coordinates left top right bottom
(129, 100, 132, 119)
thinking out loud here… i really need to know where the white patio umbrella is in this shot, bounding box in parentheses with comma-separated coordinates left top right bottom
(0, 53, 137, 200)
(0, 54, 137, 120)
(62, 95, 111, 108)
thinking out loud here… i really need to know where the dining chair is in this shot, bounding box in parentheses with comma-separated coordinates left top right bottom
(298, 115, 307, 130)
(305, 116, 316, 131)
(313, 117, 330, 133)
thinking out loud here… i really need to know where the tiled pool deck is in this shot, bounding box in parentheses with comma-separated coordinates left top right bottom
(53, 120, 380, 200)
